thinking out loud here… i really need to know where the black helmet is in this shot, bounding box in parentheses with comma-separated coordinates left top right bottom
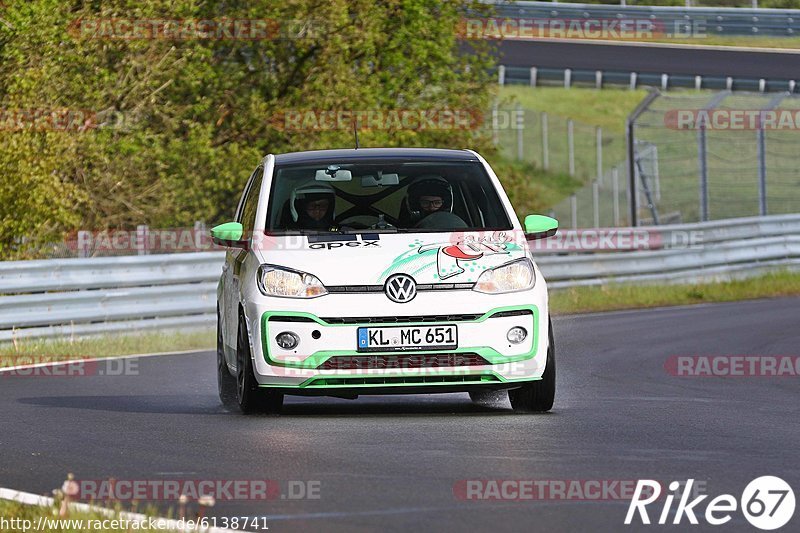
(407, 175, 453, 214)
(290, 181, 336, 229)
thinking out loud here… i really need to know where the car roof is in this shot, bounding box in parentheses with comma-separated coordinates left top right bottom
(273, 148, 479, 165)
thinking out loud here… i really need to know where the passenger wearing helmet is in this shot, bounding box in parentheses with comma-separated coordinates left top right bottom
(289, 181, 336, 230)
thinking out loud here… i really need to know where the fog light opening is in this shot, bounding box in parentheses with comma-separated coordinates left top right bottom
(507, 326, 527, 344)
(276, 331, 300, 350)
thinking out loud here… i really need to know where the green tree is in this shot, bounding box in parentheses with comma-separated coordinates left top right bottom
(0, 0, 496, 257)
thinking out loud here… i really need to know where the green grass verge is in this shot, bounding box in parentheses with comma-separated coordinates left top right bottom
(495, 87, 645, 205)
(0, 330, 214, 368)
(0, 499, 179, 532)
(550, 270, 800, 315)
(651, 36, 800, 49)
(500, 86, 647, 133)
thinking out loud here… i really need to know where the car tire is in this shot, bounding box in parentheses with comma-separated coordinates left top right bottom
(508, 318, 555, 413)
(468, 390, 509, 407)
(217, 307, 238, 410)
(236, 310, 284, 415)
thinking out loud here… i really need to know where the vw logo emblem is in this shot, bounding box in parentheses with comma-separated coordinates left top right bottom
(384, 274, 417, 303)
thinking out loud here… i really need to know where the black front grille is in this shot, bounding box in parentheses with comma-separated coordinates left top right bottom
(267, 316, 315, 323)
(305, 374, 500, 387)
(317, 309, 530, 325)
(490, 309, 533, 318)
(319, 314, 482, 325)
(325, 282, 475, 293)
(318, 352, 490, 370)
(325, 285, 383, 293)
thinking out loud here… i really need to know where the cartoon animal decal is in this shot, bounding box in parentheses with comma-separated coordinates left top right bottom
(418, 234, 510, 280)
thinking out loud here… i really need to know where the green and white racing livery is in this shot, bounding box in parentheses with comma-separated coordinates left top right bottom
(213, 148, 559, 414)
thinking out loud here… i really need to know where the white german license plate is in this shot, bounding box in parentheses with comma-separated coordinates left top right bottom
(357, 325, 458, 352)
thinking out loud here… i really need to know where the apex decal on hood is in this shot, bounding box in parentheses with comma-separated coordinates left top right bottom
(308, 233, 381, 249)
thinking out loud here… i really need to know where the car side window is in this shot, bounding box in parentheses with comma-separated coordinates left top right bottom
(240, 166, 264, 232)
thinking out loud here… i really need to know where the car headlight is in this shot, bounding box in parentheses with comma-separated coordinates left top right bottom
(473, 258, 535, 294)
(257, 265, 328, 298)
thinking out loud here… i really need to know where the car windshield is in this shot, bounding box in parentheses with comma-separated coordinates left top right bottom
(266, 160, 513, 234)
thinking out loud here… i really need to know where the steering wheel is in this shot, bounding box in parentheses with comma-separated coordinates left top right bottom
(337, 214, 397, 231)
(337, 215, 376, 230)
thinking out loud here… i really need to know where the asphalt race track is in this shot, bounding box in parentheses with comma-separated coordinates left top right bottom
(497, 39, 800, 80)
(1, 297, 799, 532)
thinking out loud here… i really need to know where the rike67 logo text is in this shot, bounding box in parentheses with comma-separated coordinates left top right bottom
(626, 477, 795, 530)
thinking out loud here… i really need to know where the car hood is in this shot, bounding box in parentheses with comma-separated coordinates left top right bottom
(253, 232, 527, 286)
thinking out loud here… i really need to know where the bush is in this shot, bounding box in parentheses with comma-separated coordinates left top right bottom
(0, 0, 497, 257)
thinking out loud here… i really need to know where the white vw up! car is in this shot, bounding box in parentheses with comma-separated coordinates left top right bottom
(213, 148, 559, 414)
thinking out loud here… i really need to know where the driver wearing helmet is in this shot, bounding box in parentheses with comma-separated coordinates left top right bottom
(403, 175, 467, 229)
(406, 175, 452, 222)
(288, 181, 336, 230)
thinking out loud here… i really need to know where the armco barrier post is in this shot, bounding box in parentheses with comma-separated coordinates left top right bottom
(541, 112, 549, 170)
(77, 231, 91, 258)
(756, 92, 787, 216)
(567, 119, 575, 177)
(194, 221, 206, 251)
(612, 167, 621, 226)
(136, 224, 149, 255)
(757, 126, 767, 216)
(570, 194, 578, 228)
(516, 103, 524, 161)
(492, 104, 499, 146)
(626, 90, 660, 227)
(596, 126, 603, 184)
(697, 117, 709, 222)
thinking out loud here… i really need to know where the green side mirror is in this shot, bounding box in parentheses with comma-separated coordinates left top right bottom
(210, 222, 246, 248)
(524, 215, 559, 240)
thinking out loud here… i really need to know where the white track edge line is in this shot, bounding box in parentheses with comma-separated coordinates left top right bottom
(0, 348, 211, 374)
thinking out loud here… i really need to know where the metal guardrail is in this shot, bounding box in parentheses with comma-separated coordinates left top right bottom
(499, 1, 800, 36)
(539, 214, 800, 287)
(0, 252, 224, 341)
(0, 215, 797, 340)
(501, 65, 798, 93)
(542, 236, 800, 287)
